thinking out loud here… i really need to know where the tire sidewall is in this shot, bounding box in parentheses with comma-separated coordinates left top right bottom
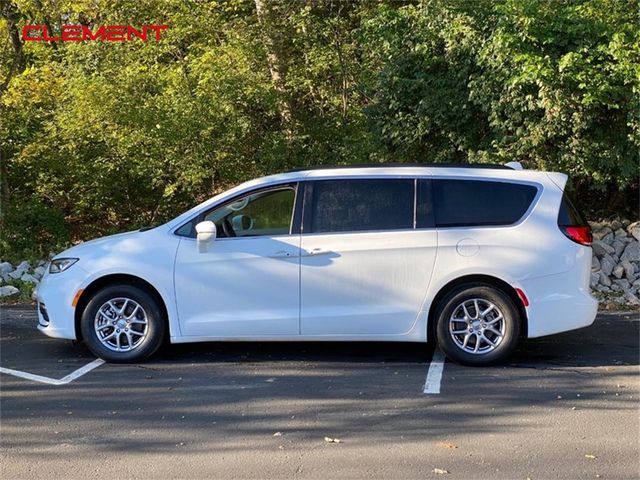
(81, 284, 165, 363)
(436, 284, 521, 366)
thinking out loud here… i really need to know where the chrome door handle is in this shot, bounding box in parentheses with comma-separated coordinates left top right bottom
(272, 250, 294, 258)
(306, 248, 332, 256)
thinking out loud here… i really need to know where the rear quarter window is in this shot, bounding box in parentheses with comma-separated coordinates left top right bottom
(425, 179, 538, 228)
(557, 191, 588, 226)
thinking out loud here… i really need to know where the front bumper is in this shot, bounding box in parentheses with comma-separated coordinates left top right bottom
(36, 266, 88, 340)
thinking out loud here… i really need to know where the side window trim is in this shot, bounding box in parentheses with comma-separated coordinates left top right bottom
(174, 182, 301, 239)
(416, 178, 435, 229)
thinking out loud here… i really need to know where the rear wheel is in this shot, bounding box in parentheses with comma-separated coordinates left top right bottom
(435, 284, 521, 366)
(81, 284, 166, 363)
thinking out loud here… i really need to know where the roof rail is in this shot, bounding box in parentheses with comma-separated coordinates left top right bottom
(288, 163, 513, 173)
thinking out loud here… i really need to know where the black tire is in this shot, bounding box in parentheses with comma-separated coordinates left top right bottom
(80, 284, 166, 363)
(435, 283, 521, 366)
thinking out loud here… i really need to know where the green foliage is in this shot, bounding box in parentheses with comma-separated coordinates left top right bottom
(0, 278, 36, 302)
(0, 200, 69, 262)
(0, 0, 638, 260)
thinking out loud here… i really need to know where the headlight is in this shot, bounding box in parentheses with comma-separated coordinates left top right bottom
(49, 258, 79, 274)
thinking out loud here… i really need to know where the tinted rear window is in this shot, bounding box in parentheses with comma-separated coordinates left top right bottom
(426, 179, 537, 227)
(557, 191, 587, 226)
(307, 179, 414, 233)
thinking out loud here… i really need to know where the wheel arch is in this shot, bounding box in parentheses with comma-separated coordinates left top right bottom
(74, 274, 169, 341)
(427, 274, 528, 341)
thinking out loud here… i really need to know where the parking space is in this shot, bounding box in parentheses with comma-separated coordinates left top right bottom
(1, 305, 638, 479)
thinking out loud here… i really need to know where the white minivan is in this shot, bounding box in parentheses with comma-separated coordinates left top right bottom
(37, 163, 598, 365)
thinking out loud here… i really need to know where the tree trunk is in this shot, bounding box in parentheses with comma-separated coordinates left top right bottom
(0, 0, 26, 226)
(254, 0, 294, 140)
(0, 0, 25, 96)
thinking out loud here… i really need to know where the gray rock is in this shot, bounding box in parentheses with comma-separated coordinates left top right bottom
(20, 273, 38, 284)
(614, 228, 627, 238)
(613, 278, 631, 292)
(600, 254, 616, 276)
(31, 288, 38, 301)
(0, 285, 19, 297)
(592, 227, 612, 240)
(633, 279, 640, 289)
(0, 261, 13, 275)
(37, 260, 47, 267)
(628, 221, 640, 242)
(599, 272, 612, 287)
(590, 272, 600, 287)
(7, 269, 23, 279)
(592, 240, 615, 256)
(15, 260, 30, 271)
(625, 291, 640, 305)
(591, 256, 600, 271)
(621, 242, 640, 262)
(33, 266, 46, 279)
(622, 260, 636, 280)
(602, 232, 615, 245)
(612, 265, 624, 279)
(613, 240, 626, 258)
(595, 284, 610, 292)
(611, 219, 623, 230)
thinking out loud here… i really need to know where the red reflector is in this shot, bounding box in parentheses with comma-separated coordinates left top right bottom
(515, 288, 529, 307)
(562, 226, 592, 246)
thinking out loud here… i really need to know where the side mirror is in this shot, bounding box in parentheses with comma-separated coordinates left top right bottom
(231, 214, 254, 233)
(195, 221, 217, 253)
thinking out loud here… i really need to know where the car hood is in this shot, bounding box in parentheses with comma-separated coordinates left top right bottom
(53, 230, 147, 260)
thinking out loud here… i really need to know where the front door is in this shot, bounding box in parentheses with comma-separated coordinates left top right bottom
(175, 185, 301, 337)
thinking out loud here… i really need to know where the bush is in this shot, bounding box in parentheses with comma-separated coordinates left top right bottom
(0, 202, 70, 262)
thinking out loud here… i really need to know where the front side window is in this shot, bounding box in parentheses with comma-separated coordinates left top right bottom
(421, 179, 538, 228)
(176, 186, 296, 238)
(306, 179, 414, 234)
(205, 187, 295, 238)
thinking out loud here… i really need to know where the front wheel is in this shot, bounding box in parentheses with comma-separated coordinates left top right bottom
(80, 284, 166, 363)
(435, 284, 521, 366)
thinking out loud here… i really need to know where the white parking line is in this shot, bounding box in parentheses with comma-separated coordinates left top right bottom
(423, 349, 445, 394)
(0, 359, 105, 386)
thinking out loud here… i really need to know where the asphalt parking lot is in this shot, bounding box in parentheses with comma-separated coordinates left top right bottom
(1, 305, 638, 480)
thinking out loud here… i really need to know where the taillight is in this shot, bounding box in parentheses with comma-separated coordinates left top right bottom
(561, 225, 592, 246)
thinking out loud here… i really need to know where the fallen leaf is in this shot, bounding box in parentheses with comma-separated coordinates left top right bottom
(437, 442, 458, 449)
(433, 468, 449, 474)
(585, 454, 597, 460)
(324, 436, 341, 443)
